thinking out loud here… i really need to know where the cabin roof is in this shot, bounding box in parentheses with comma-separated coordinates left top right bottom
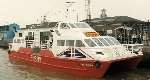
(26, 22, 58, 29)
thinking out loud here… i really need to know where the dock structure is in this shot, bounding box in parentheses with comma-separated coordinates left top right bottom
(0, 23, 20, 48)
(83, 16, 150, 44)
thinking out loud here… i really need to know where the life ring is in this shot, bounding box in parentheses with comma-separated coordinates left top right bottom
(95, 61, 101, 68)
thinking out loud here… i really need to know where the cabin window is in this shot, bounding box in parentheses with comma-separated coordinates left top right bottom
(110, 37, 120, 45)
(55, 30, 61, 36)
(74, 23, 90, 28)
(104, 38, 114, 45)
(40, 31, 50, 41)
(75, 40, 85, 47)
(58, 48, 86, 58)
(60, 23, 70, 29)
(26, 32, 34, 40)
(73, 50, 86, 58)
(28, 32, 33, 36)
(66, 40, 74, 46)
(92, 38, 104, 46)
(17, 39, 21, 43)
(14, 39, 21, 43)
(84, 39, 96, 47)
(69, 23, 76, 28)
(57, 40, 65, 46)
(19, 33, 22, 37)
(21, 39, 24, 43)
(98, 38, 109, 46)
(14, 39, 17, 43)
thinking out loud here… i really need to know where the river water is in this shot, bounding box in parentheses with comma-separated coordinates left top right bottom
(0, 49, 150, 80)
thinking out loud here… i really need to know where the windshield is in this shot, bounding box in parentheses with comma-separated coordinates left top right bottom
(98, 38, 110, 46)
(110, 37, 120, 45)
(69, 23, 76, 28)
(75, 40, 85, 47)
(92, 38, 104, 46)
(74, 23, 90, 28)
(60, 23, 70, 29)
(104, 38, 114, 45)
(84, 39, 97, 47)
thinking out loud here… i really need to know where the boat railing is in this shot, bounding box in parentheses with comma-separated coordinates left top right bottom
(57, 47, 94, 59)
(122, 44, 143, 54)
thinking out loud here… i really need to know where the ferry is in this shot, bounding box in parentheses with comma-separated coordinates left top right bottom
(8, 22, 143, 78)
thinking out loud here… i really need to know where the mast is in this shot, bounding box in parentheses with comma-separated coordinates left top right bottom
(85, 0, 91, 23)
(100, 9, 107, 19)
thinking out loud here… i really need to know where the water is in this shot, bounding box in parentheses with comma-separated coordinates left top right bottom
(0, 49, 150, 80)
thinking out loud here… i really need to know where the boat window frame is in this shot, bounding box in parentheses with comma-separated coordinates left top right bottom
(26, 32, 34, 40)
(84, 38, 97, 47)
(14, 39, 22, 43)
(19, 33, 22, 37)
(74, 23, 90, 28)
(98, 38, 110, 46)
(104, 38, 115, 45)
(58, 48, 86, 58)
(110, 37, 121, 45)
(68, 23, 76, 28)
(60, 23, 70, 29)
(92, 38, 104, 46)
(57, 39, 86, 47)
(57, 40, 65, 46)
(65, 40, 75, 46)
(75, 40, 85, 47)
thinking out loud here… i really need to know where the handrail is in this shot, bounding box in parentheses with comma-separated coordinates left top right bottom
(122, 44, 143, 54)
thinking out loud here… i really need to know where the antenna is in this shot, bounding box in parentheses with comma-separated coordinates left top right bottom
(76, 13, 79, 22)
(85, 0, 91, 23)
(100, 9, 107, 19)
(65, 1, 75, 19)
(42, 11, 50, 23)
(66, 1, 75, 6)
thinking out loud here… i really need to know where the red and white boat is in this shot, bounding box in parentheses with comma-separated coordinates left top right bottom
(8, 22, 143, 78)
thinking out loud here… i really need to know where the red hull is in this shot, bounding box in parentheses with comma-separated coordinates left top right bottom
(8, 48, 142, 78)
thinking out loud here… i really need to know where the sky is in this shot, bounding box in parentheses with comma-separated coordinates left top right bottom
(0, 0, 150, 27)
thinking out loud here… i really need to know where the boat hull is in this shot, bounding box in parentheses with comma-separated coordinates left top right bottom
(8, 48, 142, 78)
(110, 55, 143, 70)
(8, 48, 112, 78)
